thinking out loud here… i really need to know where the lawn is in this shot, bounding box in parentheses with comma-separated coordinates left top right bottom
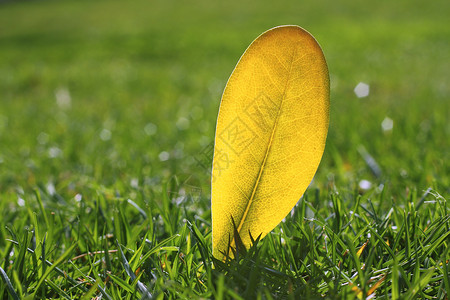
(0, 0, 449, 298)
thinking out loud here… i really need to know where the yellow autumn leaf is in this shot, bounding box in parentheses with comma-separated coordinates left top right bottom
(211, 25, 329, 259)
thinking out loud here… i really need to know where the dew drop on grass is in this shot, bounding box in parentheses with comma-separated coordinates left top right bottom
(176, 117, 190, 130)
(400, 169, 408, 178)
(100, 129, 112, 141)
(174, 195, 185, 205)
(46, 182, 56, 195)
(130, 178, 139, 188)
(359, 179, 372, 191)
(354, 82, 370, 98)
(381, 117, 393, 132)
(55, 87, 72, 109)
(17, 197, 25, 207)
(37, 132, 49, 144)
(144, 123, 157, 136)
(48, 147, 62, 158)
(159, 151, 170, 161)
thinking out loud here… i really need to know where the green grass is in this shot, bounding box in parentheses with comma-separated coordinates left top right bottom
(0, 0, 449, 298)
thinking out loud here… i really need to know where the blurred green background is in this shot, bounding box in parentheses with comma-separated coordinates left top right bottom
(0, 0, 448, 200)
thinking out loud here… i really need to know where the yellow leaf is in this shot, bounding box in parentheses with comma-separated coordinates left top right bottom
(356, 240, 369, 258)
(367, 274, 386, 297)
(211, 25, 329, 259)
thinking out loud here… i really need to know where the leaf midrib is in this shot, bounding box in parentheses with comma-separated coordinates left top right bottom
(235, 46, 297, 235)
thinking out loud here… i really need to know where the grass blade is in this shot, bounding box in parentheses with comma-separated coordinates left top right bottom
(45, 278, 71, 300)
(32, 243, 77, 296)
(116, 240, 152, 298)
(97, 284, 114, 300)
(0, 266, 20, 300)
(404, 268, 436, 299)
